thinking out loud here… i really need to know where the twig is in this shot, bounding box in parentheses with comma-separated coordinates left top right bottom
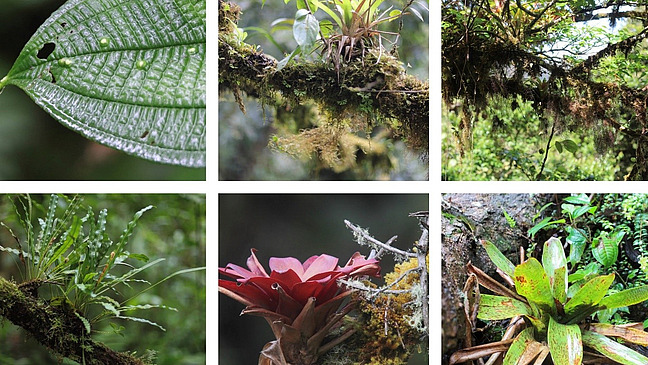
(344, 213, 429, 335)
(344, 220, 416, 258)
(536, 121, 555, 180)
(416, 213, 429, 332)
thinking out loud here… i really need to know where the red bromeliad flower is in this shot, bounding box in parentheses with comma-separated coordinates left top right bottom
(219, 249, 380, 365)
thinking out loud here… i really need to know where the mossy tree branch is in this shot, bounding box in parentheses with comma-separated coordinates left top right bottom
(218, 0, 429, 151)
(443, 0, 648, 180)
(0, 277, 145, 365)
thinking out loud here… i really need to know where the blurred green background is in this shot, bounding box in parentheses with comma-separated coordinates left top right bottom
(0, 194, 206, 364)
(219, 194, 429, 364)
(219, 0, 429, 180)
(0, 0, 205, 180)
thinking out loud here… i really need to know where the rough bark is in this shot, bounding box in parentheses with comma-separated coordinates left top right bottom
(0, 277, 145, 365)
(218, 0, 429, 151)
(441, 194, 543, 364)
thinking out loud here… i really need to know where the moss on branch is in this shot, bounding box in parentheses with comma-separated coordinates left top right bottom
(0, 277, 145, 365)
(218, 0, 429, 151)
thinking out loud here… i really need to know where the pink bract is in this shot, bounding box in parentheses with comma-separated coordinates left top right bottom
(219, 249, 380, 318)
(219, 249, 381, 365)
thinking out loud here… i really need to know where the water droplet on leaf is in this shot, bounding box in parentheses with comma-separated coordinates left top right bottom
(58, 58, 73, 67)
(99, 38, 110, 47)
(136, 60, 148, 70)
(188, 47, 197, 55)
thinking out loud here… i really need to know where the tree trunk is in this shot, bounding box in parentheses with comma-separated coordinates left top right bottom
(441, 194, 544, 364)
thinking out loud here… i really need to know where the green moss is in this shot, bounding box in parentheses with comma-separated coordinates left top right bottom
(218, 0, 428, 174)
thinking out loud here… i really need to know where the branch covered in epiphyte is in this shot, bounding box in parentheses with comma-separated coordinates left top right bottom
(218, 0, 429, 151)
(343, 212, 429, 335)
(0, 277, 146, 365)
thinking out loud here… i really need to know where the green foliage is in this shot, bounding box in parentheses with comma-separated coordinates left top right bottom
(474, 238, 648, 365)
(219, 0, 428, 180)
(501, 208, 516, 229)
(442, 0, 648, 181)
(442, 95, 621, 180)
(0, 194, 206, 364)
(0, 0, 206, 167)
(276, 0, 423, 69)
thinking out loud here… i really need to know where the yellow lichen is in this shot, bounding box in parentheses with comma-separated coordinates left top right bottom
(353, 257, 427, 364)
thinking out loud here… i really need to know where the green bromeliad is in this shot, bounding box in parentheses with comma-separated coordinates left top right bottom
(451, 237, 648, 365)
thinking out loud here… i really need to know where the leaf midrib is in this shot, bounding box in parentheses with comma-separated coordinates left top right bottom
(13, 78, 205, 110)
(9, 40, 205, 77)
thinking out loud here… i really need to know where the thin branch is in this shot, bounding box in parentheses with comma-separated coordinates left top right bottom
(536, 121, 556, 180)
(416, 213, 429, 332)
(344, 220, 416, 258)
(571, 27, 648, 78)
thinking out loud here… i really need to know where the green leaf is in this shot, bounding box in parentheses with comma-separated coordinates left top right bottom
(514, 258, 555, 313)
(112, 205, 153, 268)
(503, 327, 534, 365)
(117, 315, 166, 331)
(310, 0, 343, 28)
(109, 322, 125, 337)
(120, 304, 177, 312)
(100, 302, 120, 316)
(599, 285, 648, 310)
(562, 139, 579, 154)
(592, 231, 624, 268)
(293, 9, 320, 50)
(296, 0, 317, 11)
(45, 215, 80, 269)
(571, 205, 592, 220)
(533, 202, 554, 222)
(1, 0, 206, 167)
(582, 330, 648, 365)
(564, 274, 615, 320)
(548, 316, 583, 365)
(481, 240, 516, 278)
(542, 237, 567, 302)
(529, 217, 565, 238)
(566, 226, 587, 265)
(502, 208, 516, 228)
(568, 262, 600, 283)
(389, 9, 402, 18)
(340, 0, 353, 26)
(554, 266, 567, 304)
(127, 253, 149, 262)
(319, 19, 334, 37)
(477, 294, 532, 320)
(555, 141, 563, 153)
(561, 203, 576, 217)
(563, 194, 590, 205)
(74, 311, 91, 334)
(277, 46, 301, 71)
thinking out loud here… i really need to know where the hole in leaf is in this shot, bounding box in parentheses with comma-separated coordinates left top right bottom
(140, 130, 149, 139)
(37, 42, 55, 59)
(61, 22, 67, 28)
